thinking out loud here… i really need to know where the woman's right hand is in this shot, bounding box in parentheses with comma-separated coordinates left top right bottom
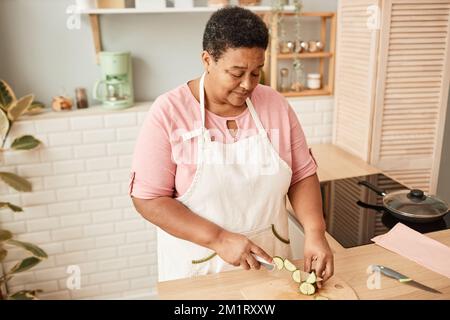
(211, 230, 273, 270)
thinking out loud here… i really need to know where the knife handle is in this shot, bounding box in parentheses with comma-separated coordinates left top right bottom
(376, 265, 411, 282)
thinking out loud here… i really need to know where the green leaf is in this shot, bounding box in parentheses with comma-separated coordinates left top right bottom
(30, 101, 45, 109)
(25, 101, 46, 115)
(7, 94, 34, 121)
(0, 108, 10, 142)
(8, 290, 42, 300)
(0, 229, 13, 241)
(10, 135, 41, 150)
(6, 239, 47, 259)
(0, 171, 32, 192)
(8, 256, 42, 274)
(0, 202, 23, 212)
(0, 80, 16, 109)
(0, 248, 7, 262)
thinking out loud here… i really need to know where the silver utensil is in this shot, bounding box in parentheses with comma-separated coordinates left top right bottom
(252, 254, 275, 271)
(316, 41, 325, 51)
(373, 265, 442, 294)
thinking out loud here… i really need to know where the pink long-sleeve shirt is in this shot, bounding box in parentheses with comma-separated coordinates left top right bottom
(129, 83, 317, 199)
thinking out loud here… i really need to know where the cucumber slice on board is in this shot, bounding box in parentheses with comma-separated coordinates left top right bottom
(292, 269, 301, 283)
(306, 271, 317, 284)
(273, 256, 284, 270)
(299, 282, 316, 295)
(283, 258, 297, 272)
(315, 295, 329, 300)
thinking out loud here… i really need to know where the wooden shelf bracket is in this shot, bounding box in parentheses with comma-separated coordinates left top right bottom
(89, 14, 103, 64)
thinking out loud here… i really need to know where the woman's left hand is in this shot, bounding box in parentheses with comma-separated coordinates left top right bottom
(303, 231, 334, 288)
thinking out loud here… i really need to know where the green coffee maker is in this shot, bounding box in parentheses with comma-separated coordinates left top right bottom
(94, 51, 134, 109)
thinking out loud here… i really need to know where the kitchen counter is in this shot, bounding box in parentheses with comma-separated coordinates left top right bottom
(156, 144, 450, 299)
(157, 229, 450, 300)
(310, 143, 381, 182)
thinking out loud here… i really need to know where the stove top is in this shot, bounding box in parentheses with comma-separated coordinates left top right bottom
(320, 173, 450, 248)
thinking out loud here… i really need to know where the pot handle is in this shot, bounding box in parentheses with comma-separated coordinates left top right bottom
(356, 200, 385, 213)
(358, 181, 387, 196)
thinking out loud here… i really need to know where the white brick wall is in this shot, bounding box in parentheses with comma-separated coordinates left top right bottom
(289, 96, 334, 145)
(0, 98, 333, 300)
(0, 104, 158, 300)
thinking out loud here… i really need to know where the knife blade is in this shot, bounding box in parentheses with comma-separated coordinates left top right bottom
(251, 254, 275, 271)
(373, 265, 442, 294)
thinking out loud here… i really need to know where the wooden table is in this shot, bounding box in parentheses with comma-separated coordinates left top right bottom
(158, 229, 450, 300)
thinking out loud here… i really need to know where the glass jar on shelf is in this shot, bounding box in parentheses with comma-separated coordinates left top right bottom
(279, 68, 290, 93)
(307, 73, 322, 90)
(279, 40, 294, 54)
(291, 60, 306, 92)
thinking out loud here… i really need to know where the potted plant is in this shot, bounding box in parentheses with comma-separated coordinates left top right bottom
(0, 79, 47, 300)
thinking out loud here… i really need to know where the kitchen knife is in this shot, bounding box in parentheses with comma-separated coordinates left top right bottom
(373, 265, 442, 294)
(252, 254, 275, 271)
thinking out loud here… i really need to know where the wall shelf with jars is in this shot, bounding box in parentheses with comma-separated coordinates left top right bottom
(78, 2, 336, 99)
(266, 11, 336, 98)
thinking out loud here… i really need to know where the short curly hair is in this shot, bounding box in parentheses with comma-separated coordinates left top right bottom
(202, 6, 269, 61)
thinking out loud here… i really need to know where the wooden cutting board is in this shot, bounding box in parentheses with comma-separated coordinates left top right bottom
(240, 272, 358, 300)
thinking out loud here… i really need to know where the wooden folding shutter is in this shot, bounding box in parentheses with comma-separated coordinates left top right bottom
(370, 0, 450, 193)
(333, 0, 381, 161)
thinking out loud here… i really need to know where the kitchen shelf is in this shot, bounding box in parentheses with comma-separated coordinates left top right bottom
(80, 5, 336, 66)
(281, 86, 331, 98)
(277, 52, 333, 59)
(267, 11, 336, 98)
(79, 6, 271, 14)
(78, 6, 335, 15)
(81, 5, 336, 98)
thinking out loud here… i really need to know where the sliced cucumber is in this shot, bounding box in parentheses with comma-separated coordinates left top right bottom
(299, 282, 316, 295)
(306, 271, 317, 284)
(283, 258, 297, 272)
(273, 256, 284, 270)
(292, 269, 301, 283)
(315, 295, 329, 300)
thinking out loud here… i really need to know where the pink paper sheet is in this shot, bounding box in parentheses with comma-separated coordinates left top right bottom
(371, 223, 450, 278)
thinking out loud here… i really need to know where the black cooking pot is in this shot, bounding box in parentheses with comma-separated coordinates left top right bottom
(357, 180, 449, 223)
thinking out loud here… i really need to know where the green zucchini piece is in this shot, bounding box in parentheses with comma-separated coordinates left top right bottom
(299, 282, 316, 295)
(292, 269, 301, 283)
(283, 258, 297, 272)
(273, 256, 285, 270)
(306, 271, 317, 284)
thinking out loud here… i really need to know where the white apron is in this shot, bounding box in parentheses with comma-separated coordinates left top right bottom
(157, 73, 293, 282)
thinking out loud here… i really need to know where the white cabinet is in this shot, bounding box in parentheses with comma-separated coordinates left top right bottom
(334, 0, 450, 193)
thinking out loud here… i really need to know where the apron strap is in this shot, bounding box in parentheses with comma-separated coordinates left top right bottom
(199, 74, 266, 139)
(246, 97, 267, 136)
(198, 72, 211, 145)
(199, 72, 207, 133)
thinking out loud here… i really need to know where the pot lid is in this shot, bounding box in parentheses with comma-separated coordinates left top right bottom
(384, 189, 449, 217)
